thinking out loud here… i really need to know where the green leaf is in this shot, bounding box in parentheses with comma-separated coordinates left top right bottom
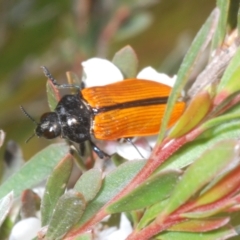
(107, 169, 181, 213)
(46, 190, 86, 240)
(180, 167, 240, 219)
(217, 46, 240, 94)
(211, 0, 230, 50)
(46, 80, 61, 111)
(77, 160, 146, 227)
(111, 153, 128, 166)
(74, 169, 102, 202)
(0, 143, 69, 199)
(112, 45, 138, 78)
(0, 217, 13, 240)
(194, 165, 240, 208)
(158, 112, 240, 171)
(41, 155, 73, 226)
(138, 199, 168, 230)
(169, 218, 230, 232)
(0, 192, 13, 227)
(201, 111, 240, 132)
(180, 203, 230, 219)
(115, 12, 153, 41)
(155, 225, 237, 240)
(222, 66, 240, 95)
(160, 140, 239, 218)
(158, 9, 218, 142)
(73, 233, 93, 240)
(168, 91, 212, 138)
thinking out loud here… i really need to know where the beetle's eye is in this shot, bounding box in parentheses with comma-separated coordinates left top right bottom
(35, 112, 61, 139)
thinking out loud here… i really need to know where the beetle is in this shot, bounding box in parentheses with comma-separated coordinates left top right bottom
(21, 67, 185, 159)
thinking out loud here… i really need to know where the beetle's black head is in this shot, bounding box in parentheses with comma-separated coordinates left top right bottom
(36, 112, 61, 139)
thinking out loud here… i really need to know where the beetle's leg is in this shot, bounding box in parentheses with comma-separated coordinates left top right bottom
(125, 138, 145, 159)
(41, 66, 81, 90)
(79, 142, 86, 156)
(89, 140, 110, 159)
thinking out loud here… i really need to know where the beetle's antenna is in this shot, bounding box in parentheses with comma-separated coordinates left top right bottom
(20, 106, 37, 143)
(126, 138, 145, 159)
(25, 133, 36, 143)
(41, 66, 81, 90)
(41, 66, 59, 87)
(20, 106, 38, 125)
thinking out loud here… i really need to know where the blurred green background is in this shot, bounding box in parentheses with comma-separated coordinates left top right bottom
(0, 0, 215, 160)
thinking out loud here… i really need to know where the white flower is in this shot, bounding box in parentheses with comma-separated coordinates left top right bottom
(82, 57, 177, 160)
(137, 66, 177, 87)
(82, 58, 123, 87)
(116, 136, 157, 160)
(97, 214, 132, 240)
(82, 58, 176, 88)
(9, 217, 41, 240)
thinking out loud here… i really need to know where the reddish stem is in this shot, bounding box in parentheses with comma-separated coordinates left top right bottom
(127, 216, 184, 240)
(66, 127, 203, 238)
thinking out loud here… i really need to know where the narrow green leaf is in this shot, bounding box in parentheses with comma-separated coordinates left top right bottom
(217, 46, 240, 93)
(181, 203, 231, 219)
(201, 112, 240, 132)
(191, 164, 240, 209)
(0, 143, 69, 199)
(0, 192, 13, 226)
(41, 155, 73, 226)
(77, 160, 146, 226)
(0, 216, 13, 240)
(228, 0, 240, 30)
(73, 233, 93, 240)
(169, 218, 230, 232)
(155, 225, 237, 240)
(46, 80, 61, 111)
(107, 170, 181, 213)
(137, 199, 168, 230)
(158, 9, 218, 142)
(74, 169, 102, 202)
(222, 66, 240, 95)
(161, 140, 239, 217)
(46, 190, 86, 240)
(112, 45, 138, 78)
(111, 153, 128, 166)
(115, 13, 152, 41)
(168, 91, 211, 139)
(211, 0, 230, 50)
(158, 110, 240, 172)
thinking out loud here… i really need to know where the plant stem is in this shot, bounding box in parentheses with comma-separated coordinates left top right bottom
(66, 127, 203, 238)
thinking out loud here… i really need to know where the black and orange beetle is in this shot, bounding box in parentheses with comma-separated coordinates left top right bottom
(22, 67, 185, 158)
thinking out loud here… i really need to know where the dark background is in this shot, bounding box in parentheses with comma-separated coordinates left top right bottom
(0, 0, 215, 160)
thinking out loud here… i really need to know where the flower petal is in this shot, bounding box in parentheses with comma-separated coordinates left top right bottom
(106, 214, 132, 240)
(116, 138, 153, 160)
(9, 217, 41, 240)
(82, 58, 124, 87)
(137, 66, 177, 87)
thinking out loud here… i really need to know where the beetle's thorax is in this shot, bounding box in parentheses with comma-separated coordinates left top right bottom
(55, 94, 92, 143)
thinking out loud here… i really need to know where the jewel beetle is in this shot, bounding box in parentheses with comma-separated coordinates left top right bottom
(22, 67, 185, 159)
